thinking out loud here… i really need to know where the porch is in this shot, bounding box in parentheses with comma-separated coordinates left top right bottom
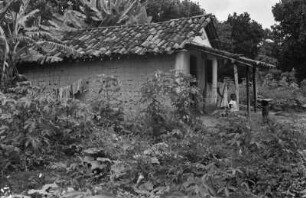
(173, 43, 275, 116)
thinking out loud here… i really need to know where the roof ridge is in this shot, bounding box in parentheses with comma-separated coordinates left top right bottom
(70, 14, 212, 32)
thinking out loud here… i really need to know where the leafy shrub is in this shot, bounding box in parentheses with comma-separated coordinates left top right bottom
(203, 116, 306, 197)
(139, 70, 203, 139)
(0, 83, 93, 175)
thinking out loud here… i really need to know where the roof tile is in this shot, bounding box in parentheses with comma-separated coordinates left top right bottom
(62, 15, 215, 58)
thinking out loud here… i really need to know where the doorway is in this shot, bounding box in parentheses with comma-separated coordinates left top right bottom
(190, 55, 198, 86)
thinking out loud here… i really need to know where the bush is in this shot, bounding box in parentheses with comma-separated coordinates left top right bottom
(0, 83, 93, 175)
(139, 70, 203, 138)
(237, 69, 306, 110)
(204, 116, 306, 197)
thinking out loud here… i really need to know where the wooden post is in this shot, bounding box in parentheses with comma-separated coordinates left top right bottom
(233, 64, 239, 111)
(253, 67, 258, 112)
(246, 66, 250, 116)
(212, 57, 218, 105)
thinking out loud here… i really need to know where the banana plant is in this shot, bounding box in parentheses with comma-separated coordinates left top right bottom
(87, 0, 152, 26)
(53, 0, 152, 29)
(0, 0, 78, 90)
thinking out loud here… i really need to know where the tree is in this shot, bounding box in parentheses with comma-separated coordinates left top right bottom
(215, 20, 233, 52)
(215, 13, 264, 79)
(216, 12, 265, 58)
(226, 12, 264, 59)
(0, 0, 77, 89)
(256, 28, 278, 65)
(272, 0, 306, 81)
(146, 0, 204, 22)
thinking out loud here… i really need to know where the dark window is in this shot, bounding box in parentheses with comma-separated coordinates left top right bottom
(190, 55, 198, 79)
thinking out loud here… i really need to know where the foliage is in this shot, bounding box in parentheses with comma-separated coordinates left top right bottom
(1, 74, 306, 198)
(227, 12, 264, 59)
(41, 0, 203, 28)
(301, 79, 306, 96)
(140, 71, 203, 127)
(256, 69, 306, 109)
(256, 40, 278, 65)
(207, 116, 306, 197)
(52, 0, 152, 30)
(215, 13, 265, 80)
(0, 82, 93, 176)
(0, 0, 77, 90)
(272, 0, 306, 81)
(216, 12, 264, 59)
(233, 69, 306, 110)
(146, 0, 204, 23)
(215, 21, 233, 52)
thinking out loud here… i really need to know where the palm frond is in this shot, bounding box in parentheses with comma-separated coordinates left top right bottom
(19, 49, 63, 64)
(0, 25, 5, 35)
(63, 10, 87, 29)
(16, 35, 37, 45)
(36, 41, 78, 55)
(0, 0, 16, 22)
(117, 1, 137, 23)
(47, 20, 78, 32)
(17, 9, 39, 27)
(23, 26, 39, 32)
(25, 29, 62, 43)
(0, 35, 9, 56)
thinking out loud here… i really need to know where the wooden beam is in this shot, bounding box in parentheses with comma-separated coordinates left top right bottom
(233, 64, 240, 111)
(196, 49, 253, 67)
(253, 67, 258, 113)
(246, 66, 250, 116)
(185, 44, 276, 68)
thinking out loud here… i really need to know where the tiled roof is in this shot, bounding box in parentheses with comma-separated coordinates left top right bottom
(63, 14, 218, 59)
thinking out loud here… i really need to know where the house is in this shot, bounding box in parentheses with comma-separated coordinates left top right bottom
(18, 14, 274, 114)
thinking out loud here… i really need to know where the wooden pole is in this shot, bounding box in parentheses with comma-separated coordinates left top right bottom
(212, 57, 218, 106)
(233, 64, 239, 111)
(246, 66, 250, 116)
(253, 67, 258, 113)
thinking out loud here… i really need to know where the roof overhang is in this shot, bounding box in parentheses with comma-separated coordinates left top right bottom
(185, 42, 275, 69)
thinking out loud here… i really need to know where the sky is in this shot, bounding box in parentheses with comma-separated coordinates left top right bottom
(197, 0, 280, 29)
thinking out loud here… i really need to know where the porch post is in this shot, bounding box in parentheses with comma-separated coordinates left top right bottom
(246, 66, 251, 116)
(253, 67, 258, 112)
(212, 57, 218, 105)
(175, 50, 190, 74)
(233, 64, 240, 111)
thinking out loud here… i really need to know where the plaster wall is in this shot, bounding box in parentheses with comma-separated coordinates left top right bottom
(20, 55, 175, 108)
